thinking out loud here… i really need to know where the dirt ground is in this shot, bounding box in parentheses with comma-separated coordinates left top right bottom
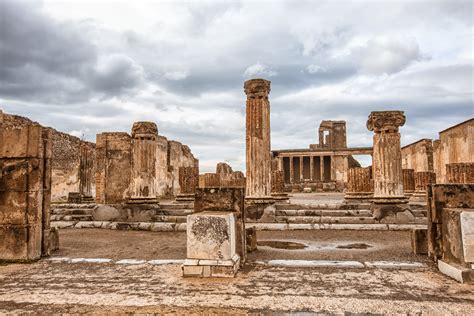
(54, 228, 429, 263)
(1, 229, 472, 314)
(0, 260, 472, 314)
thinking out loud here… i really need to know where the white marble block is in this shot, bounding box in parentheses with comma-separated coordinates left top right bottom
(461, 212, 474, 263)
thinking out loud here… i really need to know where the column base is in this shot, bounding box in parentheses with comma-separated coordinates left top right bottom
(404, 190, 415, 198)
(182, 254, 240, 278)
(270, 192, 289, 202)
(245, 196, 276, 204)
(410, 191, 427, 202)
(344, 192, 373, 203)
(175, 193, 195, 202)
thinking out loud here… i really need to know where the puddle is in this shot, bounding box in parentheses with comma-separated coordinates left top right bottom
(258, 240, 307, 250)
(336, 243, 373, 249)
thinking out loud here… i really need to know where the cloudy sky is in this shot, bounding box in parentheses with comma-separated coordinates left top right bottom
(1, 0, 472, 171)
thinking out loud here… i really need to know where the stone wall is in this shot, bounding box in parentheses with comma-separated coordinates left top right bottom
(1, 111, 95, 202)
(446, 163, 474, 184)
(401, 139, 434, 172)
(433, 118, 474, 183)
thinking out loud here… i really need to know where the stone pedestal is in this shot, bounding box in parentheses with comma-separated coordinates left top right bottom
(446, 163, 474, 184)
(128, 122, 159, 204)
(183, 212, 240, 278)
(367, 111, 408, 215)
(344, 167, 373, 202)
(244, 79, 272, 201)
(403, 168, 415, 197)
(412, 171, 436, 202)
(271, 170, 289, 201)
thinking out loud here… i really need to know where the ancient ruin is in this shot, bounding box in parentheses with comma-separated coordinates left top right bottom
(272, 120, 371, 192)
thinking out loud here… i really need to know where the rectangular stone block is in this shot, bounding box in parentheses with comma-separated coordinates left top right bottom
(438, 260, 474, 284)
(246, 226, 257, 253)
(460, 212, 474, 263)
(0, 158, 44, 192)
(186, 211, 236, 260)
(411, 228, 428, 255)
(0, 190, 43, 225)
(0, 125, 43, 158)
(0, 223, 42, 261)
(442, 208, 474, 266)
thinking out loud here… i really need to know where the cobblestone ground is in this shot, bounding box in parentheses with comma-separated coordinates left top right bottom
(0, 259, 473, 315)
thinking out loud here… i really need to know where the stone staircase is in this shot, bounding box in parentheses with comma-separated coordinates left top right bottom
(50, 200, 427, 231)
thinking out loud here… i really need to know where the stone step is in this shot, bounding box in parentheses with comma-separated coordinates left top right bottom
(156, 209, 194, 216)
(151, 215, 187, 223)
(51, 203, 97, 209)
(276, 209, 373, 217)
(276, 216, 377, 224)
(51, 208, 94, 215)
(159, 203, 193, 210)
(276, 203, 372, 210)
(274, 216, 427, 225)
(51, 214, 93, 221)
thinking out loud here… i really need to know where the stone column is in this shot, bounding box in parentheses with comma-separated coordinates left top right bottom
(446, 163, 474, 184)
(403, 168, 415, 197)
(367, 111, 407, 205)
(320, 156, 325, 182)
(128, 122, 158, 204)
(79, 144, 94, 202)
(289, 156, 294, 184)
(176, 166, 199, 201)
(344, 167, 373, 202)
(310, 156, 314, 181)
(244, 78, 272, 200)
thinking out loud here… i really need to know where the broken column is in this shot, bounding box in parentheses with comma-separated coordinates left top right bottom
(0, 124, 53, 261)
(446, 163, 474, 184)
(403, 168, 415, 197)
(244, 78, 272, 201)
(344, 167, 373, 202)
(128, 122, 158, 204)
(79, 144, 94, 202)
(367, 111, 408, 214)
(412, 171, 436, 202)
(176, 166, 199, 201)
(183, 187, 245, 277)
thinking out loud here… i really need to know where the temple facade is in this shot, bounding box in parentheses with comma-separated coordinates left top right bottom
(272, 120, 372, 192)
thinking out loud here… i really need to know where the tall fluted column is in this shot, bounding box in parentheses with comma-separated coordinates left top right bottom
(128, 122, 158, 203)
(79, 144, 94, 201)
(245, 79, 272, 199)
(367, 111, 407, 204)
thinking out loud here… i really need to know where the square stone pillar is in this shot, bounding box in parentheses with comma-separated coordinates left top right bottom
(367, 111, 408, 216)
(403, 168, 415, 197)
(0, 124, 52, 262)
(344, 167, 373, 202)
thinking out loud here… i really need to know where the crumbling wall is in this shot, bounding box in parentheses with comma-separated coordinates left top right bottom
(1, 111, 95, 202)
(433, 119, 474, 183)
(199, 163, 245, 188)
(401, 139, 434, 172)
(167, 141, 198, 196)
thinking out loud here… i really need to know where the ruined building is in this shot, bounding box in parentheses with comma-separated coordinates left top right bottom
(402, 118, 473, 185)
(1, 111, 95, 202)
(96, 121, 198, 204)
(272, 120, 371, 192)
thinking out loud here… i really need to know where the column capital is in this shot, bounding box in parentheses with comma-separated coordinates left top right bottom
(131, 121, 158, 139)
(244, 78, 271, 98)
(367, 111, 405, 133)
